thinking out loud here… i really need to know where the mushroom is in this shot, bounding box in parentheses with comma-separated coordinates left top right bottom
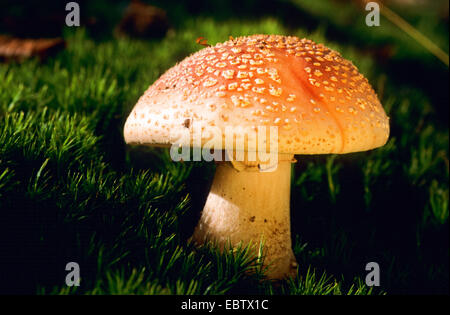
(124, 35, 390, 280)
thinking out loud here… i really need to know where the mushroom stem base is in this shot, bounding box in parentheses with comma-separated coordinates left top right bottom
(192, 158, 297, 280)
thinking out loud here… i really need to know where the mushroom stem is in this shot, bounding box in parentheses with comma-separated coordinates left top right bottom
(192, 155, 297, 280)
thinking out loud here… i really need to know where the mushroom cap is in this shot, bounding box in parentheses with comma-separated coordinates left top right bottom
(124, 34, 389, 154)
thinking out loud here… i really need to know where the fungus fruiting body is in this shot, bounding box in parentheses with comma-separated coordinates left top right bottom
(124, 34, 389, 280)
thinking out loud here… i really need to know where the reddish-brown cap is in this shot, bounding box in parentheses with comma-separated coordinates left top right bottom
(124, 34, 389, 154)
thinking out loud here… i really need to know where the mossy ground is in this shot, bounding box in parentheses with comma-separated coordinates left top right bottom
(0, 0, 448, 294)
